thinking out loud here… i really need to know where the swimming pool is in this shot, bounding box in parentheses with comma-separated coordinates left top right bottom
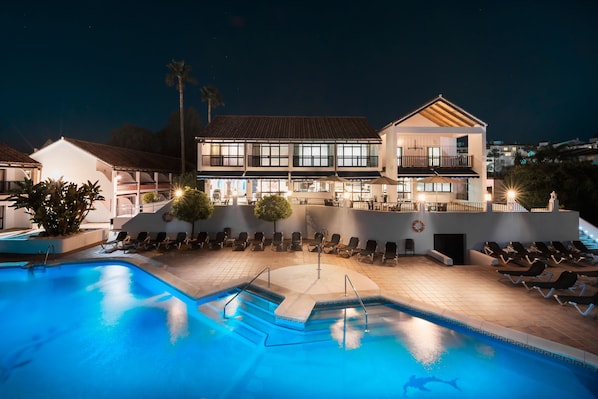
(1, 261, 596, 398)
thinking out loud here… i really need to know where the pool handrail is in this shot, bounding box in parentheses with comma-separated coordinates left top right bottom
(344, 274, 369, 332)
(223, 265, 271, 319)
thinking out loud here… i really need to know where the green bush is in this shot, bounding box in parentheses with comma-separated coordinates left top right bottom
(142, 192, 160, 204)
(8, 178, 104, 236)
(254, 195, 292, 233)
(171, 187, 214, 235)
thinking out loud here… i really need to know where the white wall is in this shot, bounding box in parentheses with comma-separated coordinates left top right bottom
(121, 203, 580, 262)
(30, 139, 113, 223)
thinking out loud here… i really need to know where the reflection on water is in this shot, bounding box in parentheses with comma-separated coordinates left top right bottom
(87, 265, 188, 342)
(330, 308, 364, 349)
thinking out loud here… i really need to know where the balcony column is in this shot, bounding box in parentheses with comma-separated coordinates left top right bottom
(387, 129, 399, 203)
(135, 171, 141, 216)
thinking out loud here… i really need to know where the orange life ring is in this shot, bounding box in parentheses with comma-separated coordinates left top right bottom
(412, 219, 425, 233)
(162, 212, 174, 223)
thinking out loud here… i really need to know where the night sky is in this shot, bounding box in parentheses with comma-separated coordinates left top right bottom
(2, 1, 597, 153)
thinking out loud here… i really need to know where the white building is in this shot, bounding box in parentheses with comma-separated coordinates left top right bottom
(30, 137, 180, 224)
(0, 141, 42, 230)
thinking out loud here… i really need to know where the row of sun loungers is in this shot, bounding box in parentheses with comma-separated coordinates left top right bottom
(484, 240, 597, 266)
(102, 230, 408, 266)
(494, 253, 598, 316)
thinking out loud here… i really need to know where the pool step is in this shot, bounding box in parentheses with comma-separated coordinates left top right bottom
(199, 290, 402, 346)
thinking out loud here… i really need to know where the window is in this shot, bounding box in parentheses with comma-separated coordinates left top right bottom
(294, 144, 330, 166)
(254, 179, 290, 195)
(428, 147, 440, 167)
(210, 143, 244, 166)
(396, 177, 411, 200)
(256, 144, 289, 166)
(417, 181, 452, 193)
(337, 144, 376, 166)
(396, 147, 403, 167)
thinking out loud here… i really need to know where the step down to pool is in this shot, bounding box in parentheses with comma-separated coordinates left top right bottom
(250, 264, 381, 329)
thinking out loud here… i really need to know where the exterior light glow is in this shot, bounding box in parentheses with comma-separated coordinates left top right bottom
(175, 189, 183, 198)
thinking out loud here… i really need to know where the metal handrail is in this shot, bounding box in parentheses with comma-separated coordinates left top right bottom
(43, 244, 54, 265)
(223, 266, 271, 319)
(344, 274, 369, 332)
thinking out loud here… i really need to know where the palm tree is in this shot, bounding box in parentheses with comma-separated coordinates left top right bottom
(200, 85, 224, 123)
(165, 59, 197, 174)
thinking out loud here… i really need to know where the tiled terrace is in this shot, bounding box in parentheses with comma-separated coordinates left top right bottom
(5, 238, 598, 366)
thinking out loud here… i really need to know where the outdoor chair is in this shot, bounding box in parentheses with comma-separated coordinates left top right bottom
(530, 241, 567, 264)
(209, 231, 227, 249)
(289, 232, 303, 251)
(251, 232, 265, 251)
(522, 271, 585, 298)
(122, 231, 149, 252)
(166, 232, 188, 250)
(483, 241, 521, 264)
(337, 236, 359, 258)
(322, 233, 341, 254)
(404, 238, 415, 256)
(307, 232, 325, 252)
(232, 232, 249, 251)
(358, 240, 377, 263)
(569, 240, 598, 262)
(554, 291, 598, 316)
(550, 241, 587, 263)
(189, 231, 209, 249)
(497, 262, 553, 284)
(271, 232, 284, 251)
(507, 241, 545, 264)
(101, 231, 128, 252)
(381, 241, 398, 265)
(147, 232, 168, 250)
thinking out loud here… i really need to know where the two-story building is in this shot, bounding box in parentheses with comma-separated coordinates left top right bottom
(0, 141, 42, 230)
(378, 95, 487, 205)
(196, 116, 382, 205)
(197, 96, 488, 209)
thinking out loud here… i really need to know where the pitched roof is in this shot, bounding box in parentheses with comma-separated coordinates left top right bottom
(0, 141, 42, 167)
(198, 115, 381, 143)
(388, 94, 487, 128)
(63, 138, 181, 173)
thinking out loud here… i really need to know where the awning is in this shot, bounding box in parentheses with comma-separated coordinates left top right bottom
(291, 171, 334, 179)
(244, 171, 290, 179)
(337, 171, 381, 179)
(197, 171, 245, 179)
(398, 168, 478, 178)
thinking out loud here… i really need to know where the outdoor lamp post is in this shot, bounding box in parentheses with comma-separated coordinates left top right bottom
(507, 190, 516, 211)
(485, 193, 493, 212)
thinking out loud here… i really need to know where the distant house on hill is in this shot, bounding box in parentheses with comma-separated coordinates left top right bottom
(30, 137, 180, 224)
(0, 141, 42, 230)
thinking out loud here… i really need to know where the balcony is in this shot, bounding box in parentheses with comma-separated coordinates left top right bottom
(201, 155, 245, 167)
(399, 155, 473, 169)
(0, 180, 24, 194)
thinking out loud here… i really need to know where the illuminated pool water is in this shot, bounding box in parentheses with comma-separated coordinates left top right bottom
(0, 262, 596, 398)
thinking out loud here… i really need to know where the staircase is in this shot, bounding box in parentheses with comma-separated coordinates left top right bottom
(579, 223, 598, 250)
(199, 289, 399, 347)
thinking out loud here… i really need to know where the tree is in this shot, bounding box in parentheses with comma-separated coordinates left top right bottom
(8, 178, 104, 236)
(253, 195, 292, 233)
(106, 124, 159, 152)
(487, 148, 501, 176)
(156, 106, 203, 170)
(200, 85, 224, 124)
(504, 162, 598, 225)
(165, 59, 197, 174)
(171, 186, 214, 236)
